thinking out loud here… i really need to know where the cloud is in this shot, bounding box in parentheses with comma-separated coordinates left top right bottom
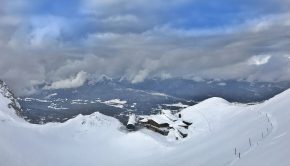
(102, 14, 139, 24)
(29, 16, 63, 47)
(0, 0, 290, 95)
(248, 55, 272, 66)
(44, 71, 88, 90)
(132, 70, 150, 83)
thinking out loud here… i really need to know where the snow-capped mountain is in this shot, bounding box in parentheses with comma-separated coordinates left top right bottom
(1, 80, 290, 166)
(18, 78, 290, 124)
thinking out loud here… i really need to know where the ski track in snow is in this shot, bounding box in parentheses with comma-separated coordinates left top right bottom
(228, 110, 274, 166)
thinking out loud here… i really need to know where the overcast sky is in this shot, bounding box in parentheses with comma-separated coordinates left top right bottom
(0, 0, 290, 95)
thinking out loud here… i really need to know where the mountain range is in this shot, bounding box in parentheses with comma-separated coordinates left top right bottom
(17, 77, 290, 124)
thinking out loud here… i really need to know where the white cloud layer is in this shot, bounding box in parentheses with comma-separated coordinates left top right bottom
(0, 0, 290, 95)
(248, 55, 272, 66)
(44, 71, 88, 90)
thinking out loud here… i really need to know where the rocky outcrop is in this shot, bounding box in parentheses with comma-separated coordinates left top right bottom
(0, 79, 22, 116)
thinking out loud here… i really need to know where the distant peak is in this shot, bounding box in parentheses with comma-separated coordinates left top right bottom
(88, 74, 113, 85)
(100, 74, 113, 81)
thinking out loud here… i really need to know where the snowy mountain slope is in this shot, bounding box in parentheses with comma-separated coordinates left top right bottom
(232, 89, 290, 166)
(1, 83, 290, 166)
(0, 80, 24, 122)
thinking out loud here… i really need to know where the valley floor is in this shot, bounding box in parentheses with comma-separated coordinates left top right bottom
(1, 89, 290, 166)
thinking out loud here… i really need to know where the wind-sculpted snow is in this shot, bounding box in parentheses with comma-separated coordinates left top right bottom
(1, 84, 290, 165)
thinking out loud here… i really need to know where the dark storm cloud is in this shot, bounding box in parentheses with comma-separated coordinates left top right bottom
(0, 0, 290, 95)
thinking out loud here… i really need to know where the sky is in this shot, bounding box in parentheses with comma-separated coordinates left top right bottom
(0, 0, 290, 95)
